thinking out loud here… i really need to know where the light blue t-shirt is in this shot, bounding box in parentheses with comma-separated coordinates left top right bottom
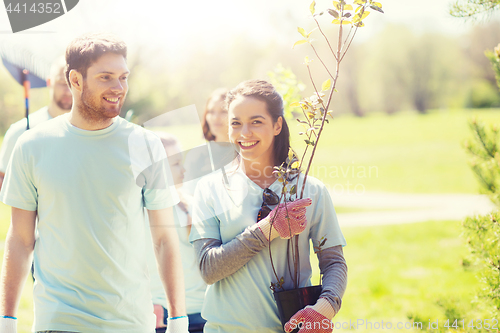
(146, 195, 207, 314)
(0, 107, 52, 173)
(0, 113, 179, 333)
(189, 165, 346, 333)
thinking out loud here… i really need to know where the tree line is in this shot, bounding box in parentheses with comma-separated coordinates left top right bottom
(1, 20, 500, 134)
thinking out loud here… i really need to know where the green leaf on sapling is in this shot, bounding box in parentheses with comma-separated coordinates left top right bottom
(298, 27, 307, 37)
(293, 40, 308, 48)
(328, 9, 339, 18)
(321, 78, 331, 91)
(369, 4, 384, 13)
(310, 0, 316, 14)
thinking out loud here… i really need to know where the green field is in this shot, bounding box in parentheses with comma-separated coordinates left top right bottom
(308, 220, 485, 332)
(331, 221, 484, 332)
(299, 109, 500, 194)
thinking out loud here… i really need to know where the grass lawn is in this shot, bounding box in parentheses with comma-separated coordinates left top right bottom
(293, 109, 500, 194)
(309, 220, 486, 332)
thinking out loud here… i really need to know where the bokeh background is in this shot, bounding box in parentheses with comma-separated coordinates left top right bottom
(1, 0, 500, 332)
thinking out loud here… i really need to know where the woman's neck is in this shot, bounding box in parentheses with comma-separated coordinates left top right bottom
(242, 156, 276, 189)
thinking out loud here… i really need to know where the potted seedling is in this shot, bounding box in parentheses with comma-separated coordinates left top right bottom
(264, 0, 384, 331)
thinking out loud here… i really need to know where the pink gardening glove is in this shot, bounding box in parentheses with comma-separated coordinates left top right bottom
(258, 198, 312, 241)
(284, 298, 336, 333)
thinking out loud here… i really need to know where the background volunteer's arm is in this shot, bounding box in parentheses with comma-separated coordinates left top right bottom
(148, 208, 186, 317)
(0, 208, 36, 317)
(0, 172, 4, 193)
(192, 223, 268, 285)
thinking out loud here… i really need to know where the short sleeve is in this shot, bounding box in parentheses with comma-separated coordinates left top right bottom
(0, 139, 37, 211)
(141, 132, 179, 210)
(189, 179, 222, 242)
(308, 183, 346, 249)
(0, 122, 26, 173)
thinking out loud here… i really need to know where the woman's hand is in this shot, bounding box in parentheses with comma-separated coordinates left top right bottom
(258, 198, 312, 241)
(284, 298, 335, 333)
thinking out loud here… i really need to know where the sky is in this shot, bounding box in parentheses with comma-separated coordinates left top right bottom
(0, 0, 499, 77)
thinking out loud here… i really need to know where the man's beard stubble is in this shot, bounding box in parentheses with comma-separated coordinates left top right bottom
(79, 81, 122, 125)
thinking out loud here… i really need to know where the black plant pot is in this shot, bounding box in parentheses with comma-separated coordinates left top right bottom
(273, 285, 322, 333)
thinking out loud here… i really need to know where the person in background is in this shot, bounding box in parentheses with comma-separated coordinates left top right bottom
(0, 56, 72, 191)
(183, 88, 233, 196)
(149, 132, 207, 333)
(201, 88, 229, 143)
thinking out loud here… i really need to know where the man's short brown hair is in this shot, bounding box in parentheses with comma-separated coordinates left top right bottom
(65, 33, 127, 86)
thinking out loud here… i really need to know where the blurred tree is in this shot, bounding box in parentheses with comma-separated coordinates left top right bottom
(463, 119, 500, 316)
(464, 21, 500, 87)
(485, 43, 500, 89)
(340, 45, 365, 117)
(450, 0, 500, 18)
(360, 24, 413, 114)
(267, 64, 306, 119)
(358, 25, 467, 114)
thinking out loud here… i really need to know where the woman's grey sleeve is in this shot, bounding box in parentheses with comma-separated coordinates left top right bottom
(318, 245, 348, 315)
(192, 223, 269, 285)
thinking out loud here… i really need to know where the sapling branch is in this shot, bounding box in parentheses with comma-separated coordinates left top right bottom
(342, 25, 354, 49)
(340, 27, 358, 62)
(270, 0, 383, 293)
(313, 16, 338, 62)
(310, 43, 335, 80)
(268, 192, 286, 289)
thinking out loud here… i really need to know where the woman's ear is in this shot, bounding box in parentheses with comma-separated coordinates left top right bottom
(274, 116, 283, 136)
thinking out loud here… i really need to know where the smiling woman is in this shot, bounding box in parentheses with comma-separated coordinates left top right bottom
(229, 96, 283, 183)
(189, 79, 347, 333)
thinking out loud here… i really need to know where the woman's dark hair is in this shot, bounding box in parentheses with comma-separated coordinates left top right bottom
(225, 79, 290, 166)
(65, 33, 127, 87)
(202, 88, 228, 141)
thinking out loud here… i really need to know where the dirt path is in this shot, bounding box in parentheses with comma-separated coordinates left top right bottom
(331, 191, 496, 227)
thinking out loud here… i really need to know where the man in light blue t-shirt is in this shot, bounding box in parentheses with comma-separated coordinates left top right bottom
(0, 33, 189, 333)
(0, 57, 72, 192)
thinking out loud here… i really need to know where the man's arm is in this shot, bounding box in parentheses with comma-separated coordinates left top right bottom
(0, 208, 36, 317)
(147, 207, 186, 318)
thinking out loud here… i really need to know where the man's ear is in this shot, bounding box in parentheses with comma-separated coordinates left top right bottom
(69, 70, 83, 92)
(46, 78, 51, 87)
